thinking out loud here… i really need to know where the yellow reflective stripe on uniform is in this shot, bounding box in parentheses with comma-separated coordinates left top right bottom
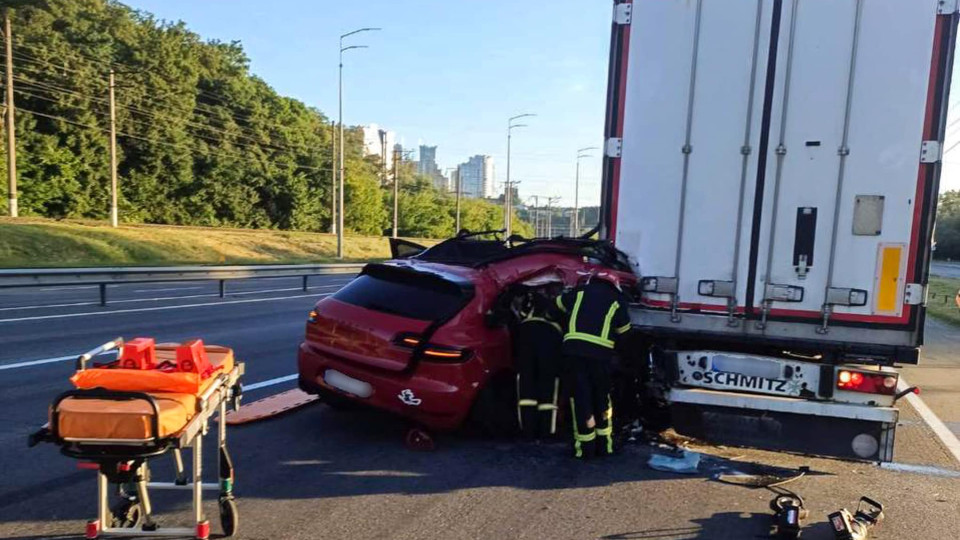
(601, 303, 619, 340)
(518, 399, 538, 407)
(570, 291, 584, 333)
(537, 403, 557, 411)
(570, 398, 582, 457)
(575, 431, 596, 442)
(600, 396, 614, 453)
(563, 332, 615, 348)
(615, 323, 631, 334)
(556, 295, 567, 313)
(549, 377, 559, 435)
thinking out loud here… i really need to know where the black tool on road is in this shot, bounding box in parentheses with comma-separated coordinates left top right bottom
(828, 496, 884, 540)
(770, 491, 807, 539)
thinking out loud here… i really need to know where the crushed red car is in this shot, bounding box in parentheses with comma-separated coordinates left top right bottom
(297, 231, 637, 435)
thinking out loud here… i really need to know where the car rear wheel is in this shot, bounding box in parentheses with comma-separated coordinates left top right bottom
(469, 373, 519, 437)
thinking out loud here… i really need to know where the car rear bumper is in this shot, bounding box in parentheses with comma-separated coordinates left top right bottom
(297, 341, 479, 430)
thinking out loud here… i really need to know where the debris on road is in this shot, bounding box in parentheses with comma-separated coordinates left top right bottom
(647, 449, 701, 474)
(770, 491, 807, 539)
(225, 388, 318, 425)
(828, 496, 884, 540)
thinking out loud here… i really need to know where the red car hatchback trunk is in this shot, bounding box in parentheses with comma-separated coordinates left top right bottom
(297, 235, 636, 433)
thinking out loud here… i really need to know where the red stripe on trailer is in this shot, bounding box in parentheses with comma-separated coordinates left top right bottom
(906, 15, 948, 288)
(607, 0, 632, 242)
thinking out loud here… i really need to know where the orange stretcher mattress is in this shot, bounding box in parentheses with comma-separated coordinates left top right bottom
(55, 345, 234, 441)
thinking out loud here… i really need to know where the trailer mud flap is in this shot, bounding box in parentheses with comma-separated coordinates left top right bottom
(669, 388, 896, 462)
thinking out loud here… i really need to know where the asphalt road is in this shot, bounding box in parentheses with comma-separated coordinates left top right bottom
(930, 260, 960, 279)
(1, 279, 959, 539)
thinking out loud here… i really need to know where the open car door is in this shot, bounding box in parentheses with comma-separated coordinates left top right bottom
(390, 238, 428, 259)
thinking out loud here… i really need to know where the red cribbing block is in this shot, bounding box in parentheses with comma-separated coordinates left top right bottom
(176, 339, 211, 375)
(85, 520, 100, 539)
(118, 337, 156, 370)
(195, 520, 210, 540)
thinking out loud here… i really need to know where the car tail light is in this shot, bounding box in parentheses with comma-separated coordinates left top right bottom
(836, 369, 897, 395)
(394, 333, 471, 363)
(307, 310, 318, 323)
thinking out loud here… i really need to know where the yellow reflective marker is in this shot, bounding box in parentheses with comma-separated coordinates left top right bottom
(875, 244, 904, 314)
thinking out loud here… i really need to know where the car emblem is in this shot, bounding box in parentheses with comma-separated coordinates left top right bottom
(398, 389, 422, 406)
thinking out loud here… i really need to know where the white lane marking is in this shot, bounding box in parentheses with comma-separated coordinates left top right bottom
(0, 293, 332, 323)
(35, 286, 98, 292)
(879, 462, 960, 478)
(0, 354, 76, 371)
(133, 286, 205, 293)
(0, 284, 346, 312)
(244, 374, 298, 391)
(899, 377, 960, 465)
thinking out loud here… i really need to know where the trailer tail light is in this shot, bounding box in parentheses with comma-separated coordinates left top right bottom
(394, 334, 471, 363)
(836, 369, 897, 395)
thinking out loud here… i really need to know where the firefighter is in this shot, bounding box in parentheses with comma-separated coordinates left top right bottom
(556, 270, 631, 459)
(511, 287, 563, 439)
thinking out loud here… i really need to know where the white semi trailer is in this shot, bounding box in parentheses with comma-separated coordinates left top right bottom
(600, 0, 957, 461)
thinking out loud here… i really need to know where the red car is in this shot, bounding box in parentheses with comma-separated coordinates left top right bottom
(297, 233, 636, 439)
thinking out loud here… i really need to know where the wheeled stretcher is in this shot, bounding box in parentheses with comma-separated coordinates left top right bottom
(29, 337, 245, 539)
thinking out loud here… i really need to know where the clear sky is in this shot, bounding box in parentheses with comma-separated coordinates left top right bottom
(122, 0, 960, 203)
(122, 0, 612, 207)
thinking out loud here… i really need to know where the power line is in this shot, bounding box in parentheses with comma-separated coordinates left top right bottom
(18, 106, 330, 174)
(12, 72, 324, 156)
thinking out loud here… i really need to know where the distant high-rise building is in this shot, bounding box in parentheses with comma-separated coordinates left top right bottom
(361, 124, 396, 172)
(457, 155, 495, 199)
(417, 145, 446, 189)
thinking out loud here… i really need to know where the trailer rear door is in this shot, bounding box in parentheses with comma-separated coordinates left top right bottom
(602, 0, 957, 357)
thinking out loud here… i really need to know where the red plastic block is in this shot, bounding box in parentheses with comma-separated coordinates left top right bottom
(176, 339, 211, 375)
(118, 337, 156, 370)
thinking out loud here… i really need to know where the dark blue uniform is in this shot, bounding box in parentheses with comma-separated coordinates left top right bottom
(513, 292, 563, 438)
(556, 280, 631, 458)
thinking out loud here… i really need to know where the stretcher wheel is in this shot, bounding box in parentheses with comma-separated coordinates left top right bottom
(404, 427, 435, 451)
(219, 496, 239, 537)
(110, 499, 143, 528)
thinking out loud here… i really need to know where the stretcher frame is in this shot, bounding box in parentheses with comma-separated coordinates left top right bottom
(30, 339, 245, 539)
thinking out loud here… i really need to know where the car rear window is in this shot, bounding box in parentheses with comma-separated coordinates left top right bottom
(332, 268, 471, 321)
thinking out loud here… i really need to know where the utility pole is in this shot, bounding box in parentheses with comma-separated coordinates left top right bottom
(330, 120, 336, 235)
(392, 146, 399, 238)
(337, 26, 380, 259)
(546, 196, 560, 238)
(574, 146, 598, 237)
(4, 11, 16, 217)
(502, 180, 520, 236)
(531, 195, 540, 237)
(454, 167, 462, 234)
(506, 113, 535, 236)
(108, 69, 118, 227)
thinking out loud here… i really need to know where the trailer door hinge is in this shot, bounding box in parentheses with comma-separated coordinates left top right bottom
(605, 137, 623, 158)
(904, 283, 926, 305)
(920, 140, 942, 163)
(938, 0, 959, 15)
(613, 3, 633, 25)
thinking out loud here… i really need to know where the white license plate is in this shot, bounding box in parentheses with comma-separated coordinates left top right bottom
(676, 351, 819, 398)
(324, 369, 373, 398)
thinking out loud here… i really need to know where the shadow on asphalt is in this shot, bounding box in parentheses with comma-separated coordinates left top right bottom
(3, 401, 824, 527)
(602, 513, 838, 539)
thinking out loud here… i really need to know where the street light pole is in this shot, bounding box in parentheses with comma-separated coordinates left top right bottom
(337, 27, 380, 259)
(505, 113, 535, 237)
(574, 146, 598, 237)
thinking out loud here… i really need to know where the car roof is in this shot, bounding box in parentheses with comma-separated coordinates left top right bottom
(407, 235, 633, 273)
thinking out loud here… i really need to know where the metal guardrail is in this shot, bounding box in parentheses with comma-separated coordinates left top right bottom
(0, 263, 366, 305)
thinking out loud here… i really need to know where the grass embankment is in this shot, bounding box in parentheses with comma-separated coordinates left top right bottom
(927, 276, 960, 326)
(0, 217, 433, 267)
